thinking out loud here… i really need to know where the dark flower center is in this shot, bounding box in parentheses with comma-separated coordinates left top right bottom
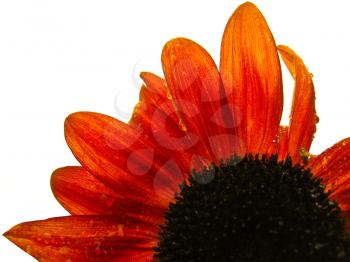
(154, 155, 350, 262)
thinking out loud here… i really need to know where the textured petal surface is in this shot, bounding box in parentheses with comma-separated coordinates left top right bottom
(4, 216, 157, 262)
(51, 166, 165, 224)
(130, 72, 196, 163)
(267, 126, 289, 160)
(65, 112, 185, 207)
(220, 2, 283, 155)
(278, 45, 318, 163)
(308, 138, 350, 211)
(130, 72, 174, 131)
(162, 37, 239, 162)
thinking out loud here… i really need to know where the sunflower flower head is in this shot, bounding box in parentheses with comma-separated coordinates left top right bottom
(4, 2, 350, 262)
(155, 155, 350, 261)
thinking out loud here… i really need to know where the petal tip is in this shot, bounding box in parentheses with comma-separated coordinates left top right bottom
(64, 112, 81, 129)
(238, 2, 258, 9)
(50, 166, 66, 189)
(162, 37, 192, 55)
(64, 111, 99, 132)
(3, 229, 10, 238)
(234, 2, 262, 16)
(3, 225, 20, 243)
(65, 111, 86, 125)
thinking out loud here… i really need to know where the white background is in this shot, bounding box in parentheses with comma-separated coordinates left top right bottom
(1, 0, 350, 260)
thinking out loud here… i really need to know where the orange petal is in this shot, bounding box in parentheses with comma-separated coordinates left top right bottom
(278, 45, 318, 163)
(51, 166, 165, 224)
(277, 126, 289, 160)
(65, 112, 185, 207)
(220, 2, 283, 155)
(4, 216, 157, 262)
(139, 72, 167, 103)
(130, 72, 173, 129)
(267, 126, 289, 160)
(130, 72, 195, 157)
(162, 37, 240, 162)
(308, 138, 350, 210)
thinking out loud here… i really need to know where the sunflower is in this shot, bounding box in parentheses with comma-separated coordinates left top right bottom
(4, 2, 350, 261)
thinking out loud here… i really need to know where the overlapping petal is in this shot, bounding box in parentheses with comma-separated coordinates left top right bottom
(51, 166, 165, 224)
(5, 2, 350, 261)
(130, 72, 196, 168)
(64, 112, 184, 207)
(130, 72, 176, 133)
(162, 37, 239, 163)
(4, 216, 157, 262)
(278, 45, 318, 163)
(220, 2, 283, 155)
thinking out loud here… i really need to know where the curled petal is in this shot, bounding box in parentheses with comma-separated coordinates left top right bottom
(220, 2, 283, 155)
(4, 216, 157, 262)
(308, 138, 350, 210)
(278, 45, 318, 163)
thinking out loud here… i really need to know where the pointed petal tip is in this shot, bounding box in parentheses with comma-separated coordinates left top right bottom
(3, 224, 21, 243)
(3, 217, 158, 261)
(2, 231, 17, 248)
(3, 229, 10, 238)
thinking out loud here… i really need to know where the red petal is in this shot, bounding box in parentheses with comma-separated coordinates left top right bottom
(162, 37, 240, 162)
(267, 126, 289, 160)
(130, 72, 173, 130)
(4, 216, 157, 262)
(139, 72, 167, 103)
(65, 112, 185, 207)
(51, 166, 165, 224)
(130, 72, 195, 160)
(278, 45, 318, 163)
(277, 126, 289, 160)
(220, 2, 283, 155)
(308, 138, 350, 210)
